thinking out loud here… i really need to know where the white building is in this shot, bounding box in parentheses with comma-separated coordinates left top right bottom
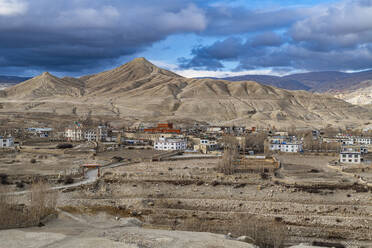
(84, 126, 108, 141)
(65, 127, 83, 141)
(65, 126, 108, 142)
(206, 126, 223, 133)
(340, 146, 362, 164)
(27, 128, 53, 138)
(280, 142, 303, 153)
(268, 136, 303, 153)
(354, 137, 371, 145)
(200, 139, 218, 148)
(154, 137, 187, 151)
(0, 136, 14, 148)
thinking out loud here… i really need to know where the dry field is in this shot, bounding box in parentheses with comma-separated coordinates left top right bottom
(55, 155, 372, 247)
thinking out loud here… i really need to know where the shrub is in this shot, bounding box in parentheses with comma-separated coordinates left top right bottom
(112, 156, 123, 162)
(15, 181, 25, 188)
(57, 143, 73, 149)
(0, 173, 8, 185)
(64, 176, 74, 185)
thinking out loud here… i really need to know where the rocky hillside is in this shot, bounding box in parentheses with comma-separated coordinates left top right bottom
(4, 72, 84, 98)
(335, 81, 372, 105)
(1, 58, 371, 128)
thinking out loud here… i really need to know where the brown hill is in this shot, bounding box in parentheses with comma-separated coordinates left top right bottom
(4, 72, 84, 98)
(2, 58, 372, 129)
(82, 57, 181, 95)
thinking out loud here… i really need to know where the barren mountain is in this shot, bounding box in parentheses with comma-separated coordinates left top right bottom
(335, 81, 372, 105)
(4, 72, 84, 98)
(83, 57, 181, 95)
(1, 58, 371, 129)
(222, 70, 372, 93)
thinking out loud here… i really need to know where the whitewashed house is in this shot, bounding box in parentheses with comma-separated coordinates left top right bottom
(154, 137, 187, 151)
(354, 137, 371, 145)
(0, 136, 14, 148)
(340, 145, 362, 164)
(280, 142, 303, 153)
(268, 136, 303, 153)
(65, 127, 83, 141)
(66, 125, 108, 142)
(84, 126, 108, 141)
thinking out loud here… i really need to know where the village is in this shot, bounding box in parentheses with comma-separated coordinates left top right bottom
(1, 121, 371, 164)
(1, 121, 372, 248)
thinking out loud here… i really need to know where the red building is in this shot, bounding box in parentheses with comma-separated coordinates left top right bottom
(144, 123, 181, 134)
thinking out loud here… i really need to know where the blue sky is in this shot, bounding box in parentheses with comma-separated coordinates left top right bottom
(0, 0, 372, 78)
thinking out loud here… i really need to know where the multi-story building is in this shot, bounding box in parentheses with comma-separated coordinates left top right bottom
(354, 137, 371, 145)
(144, 123, 181, 134)
(279, 142, 303, 153)
(65, 125, 109, 142)
(0, 136, 14, 147)
(340, 145, 362, 164)
(84, 126, 108, 142)
(65, 127, 83, 141)
(154, 137, 187, 151)
(268, 136, 303, 153)
(194, 138, 218, 153)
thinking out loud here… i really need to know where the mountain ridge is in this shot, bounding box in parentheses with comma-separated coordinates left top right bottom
(1, 58, 371, 129)
(219, 70, 372, 93)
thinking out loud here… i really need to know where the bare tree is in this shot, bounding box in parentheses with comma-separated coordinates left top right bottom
(217, 135, 239, 175)
(0, 181, 57, 229)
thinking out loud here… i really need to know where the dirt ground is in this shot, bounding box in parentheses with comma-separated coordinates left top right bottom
(2, 153, 372, 247)
(54, 155, 372, 247)
(0, 151, 89, 176)
(96, 148, 166, 161)
(0, 212, 256, 248)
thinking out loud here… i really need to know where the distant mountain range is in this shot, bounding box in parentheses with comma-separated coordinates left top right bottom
(0, 75, 30, 84)
(3, 68, 372, 93)
(0, 75, 30, 90)
(220, 70, 372, 92)
(0, 58, 371, 129)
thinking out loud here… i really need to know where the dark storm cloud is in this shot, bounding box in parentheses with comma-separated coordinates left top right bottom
(202, 5, 306, 36)
(2, 0, 372, 75)
(0, 0, 207, 74)
(180, 0, 372, 72)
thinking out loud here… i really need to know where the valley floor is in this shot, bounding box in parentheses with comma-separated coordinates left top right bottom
(1, 151, 372, 247)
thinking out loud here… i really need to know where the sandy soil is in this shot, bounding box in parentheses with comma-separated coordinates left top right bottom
(0, 212, 256, 248)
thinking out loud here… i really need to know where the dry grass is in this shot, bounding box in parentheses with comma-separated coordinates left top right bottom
(0, 181, 57, 229)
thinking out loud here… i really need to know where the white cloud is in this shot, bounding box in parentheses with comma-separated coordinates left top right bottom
(174, 69, 291, 78)
(0, 0, 27, 16)
(151, 59, 307, 78)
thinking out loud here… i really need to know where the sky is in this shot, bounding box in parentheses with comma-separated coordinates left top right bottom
(1, 0, 372, 78)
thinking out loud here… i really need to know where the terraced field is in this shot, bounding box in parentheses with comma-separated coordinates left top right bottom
(58, 156, 372, 247)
